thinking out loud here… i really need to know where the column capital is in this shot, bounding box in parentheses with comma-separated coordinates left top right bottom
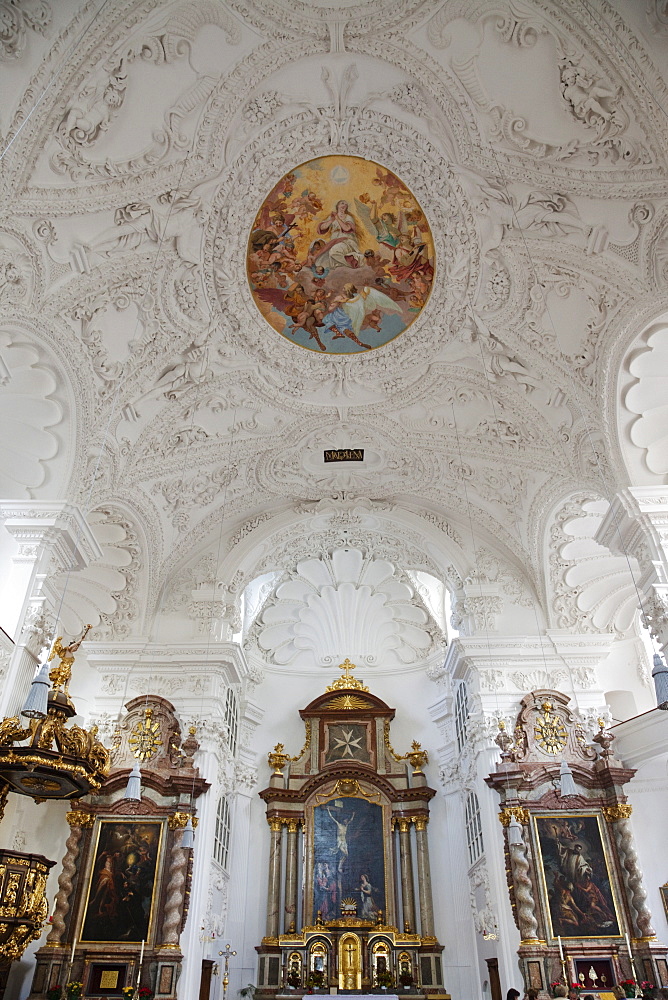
(602, 803, 633, 822)
(1, 501, 102, 573)
(66, 810, 95, 828)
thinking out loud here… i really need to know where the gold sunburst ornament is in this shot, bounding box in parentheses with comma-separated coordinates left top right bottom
(129, 707, 163, 761)
(533, 701, 568, 755)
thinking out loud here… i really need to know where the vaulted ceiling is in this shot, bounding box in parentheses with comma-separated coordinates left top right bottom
(2, 0, 667, 663)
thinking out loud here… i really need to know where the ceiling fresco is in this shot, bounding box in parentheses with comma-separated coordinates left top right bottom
(246, 155, 435, 353)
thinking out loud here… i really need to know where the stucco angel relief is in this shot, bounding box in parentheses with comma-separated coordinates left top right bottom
(246, 156, 435, 354)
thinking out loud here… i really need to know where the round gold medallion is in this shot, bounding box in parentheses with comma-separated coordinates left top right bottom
(129, 708, 163, 762)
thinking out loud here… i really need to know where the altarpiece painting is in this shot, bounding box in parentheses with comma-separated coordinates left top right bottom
(534, 814, 621, 939)
(312, 797, 385, 923)
(80, 820, 163, 943)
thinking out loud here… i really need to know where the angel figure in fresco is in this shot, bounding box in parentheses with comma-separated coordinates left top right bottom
(321, 283, 403, 349)
(327, 807, 355, 872)
(354, 197, 405, 251)
(316, 200, 365, 269)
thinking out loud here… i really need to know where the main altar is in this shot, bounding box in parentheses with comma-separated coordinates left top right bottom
(256, 660, 447, 997)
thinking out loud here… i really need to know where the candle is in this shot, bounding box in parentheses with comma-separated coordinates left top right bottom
(625, 931, 633, 960)
(139, 939, 145, 964)
(557, 935, 564, 961)
(70, 936, 77, 966)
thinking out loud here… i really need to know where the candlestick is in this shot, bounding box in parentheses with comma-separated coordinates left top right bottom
(557, 936, 564, 961)
(70, 936, 77, 966)
(625, 931, 633, 960)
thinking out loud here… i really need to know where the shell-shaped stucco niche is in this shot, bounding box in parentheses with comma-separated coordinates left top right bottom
(550, 497, 640, 634)
(257, 548, 443, 667)
(0, 336, 61, 497)
(625, 324, 668, 476)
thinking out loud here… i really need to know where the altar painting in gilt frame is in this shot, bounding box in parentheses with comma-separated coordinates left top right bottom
(80, 819, 164, 943)
(533, 813, 622, 939)
(311, 796, 386, 922)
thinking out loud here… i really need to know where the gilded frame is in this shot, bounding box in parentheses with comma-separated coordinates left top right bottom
(660, 885, 668, 923)
(305, 784, 393, 926)
(532, 812, 624, 940)
(79, 818, 166, 944)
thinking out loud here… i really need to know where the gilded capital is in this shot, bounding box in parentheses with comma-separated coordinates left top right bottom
(168, 811, 198, 830)
(268, 817, 283, 832)
(287, 819, 299, 834)
(66, 810, 95, 828)
(602, 803, 633, 822)
(412, 816, 428, 831)
(499, 806, 529, 827)
(398, 818, 410, 833)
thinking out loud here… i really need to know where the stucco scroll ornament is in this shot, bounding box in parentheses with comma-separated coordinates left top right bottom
(79, 189, 206, 269)
(442, 11, 647, 168)
(0, 0, 51, 60)
(559, 59, 624, 139)
(0, 252, 30, 304)
(51, 29, 218, 181)
(647, 1, 668, 35)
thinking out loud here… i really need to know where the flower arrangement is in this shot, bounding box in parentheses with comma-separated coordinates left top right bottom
(65, 984, 83, 1000)
(286, 970, 302, 989)
(399, 972, 414, 988)
(306, 970, 325, 990)
(640, 982, 655, 999)
(45, 989, 61, 1000)
(375, 970, 395, 990)
(620, 980, 637, 998)
(121, 988, 154, 999)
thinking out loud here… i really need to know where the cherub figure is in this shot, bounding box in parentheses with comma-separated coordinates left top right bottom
(48, 624, 92, 692)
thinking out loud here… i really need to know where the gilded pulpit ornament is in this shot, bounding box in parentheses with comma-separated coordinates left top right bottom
(129, 706, 163, 761)
(533, 701, 568, 755)
(47, 624, 92, 693)
(0, 627, 110, 800)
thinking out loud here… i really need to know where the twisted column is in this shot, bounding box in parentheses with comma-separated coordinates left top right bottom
(46, 812, 92, 944)
(413, 817, 435, 938)
(509, 839, 539, 943)
(284, 819, 299, 931)
(398, 819, 416, 933)
(265, 818, 283, 940)
(161, 828, 187, 947)
(609, 808, 656, 938)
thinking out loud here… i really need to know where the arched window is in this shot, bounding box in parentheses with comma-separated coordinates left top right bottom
(465, 792, 484, 866)
(225, 687, 239, 756)
(454, 682, 469, 753)
(213, 795, 232, 869)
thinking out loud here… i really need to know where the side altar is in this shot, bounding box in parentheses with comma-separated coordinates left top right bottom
(256, 660, 447, 997)
(487, 691, 668, 997)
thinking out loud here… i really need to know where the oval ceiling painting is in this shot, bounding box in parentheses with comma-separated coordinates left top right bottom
(247, 156, 435, 354)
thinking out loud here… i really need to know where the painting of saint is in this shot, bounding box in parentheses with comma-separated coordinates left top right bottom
(534, 814, 621, 938)
(312, 797, 385, 922)
(247, 156, 435, 353)
(81, 820, 163, 943)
